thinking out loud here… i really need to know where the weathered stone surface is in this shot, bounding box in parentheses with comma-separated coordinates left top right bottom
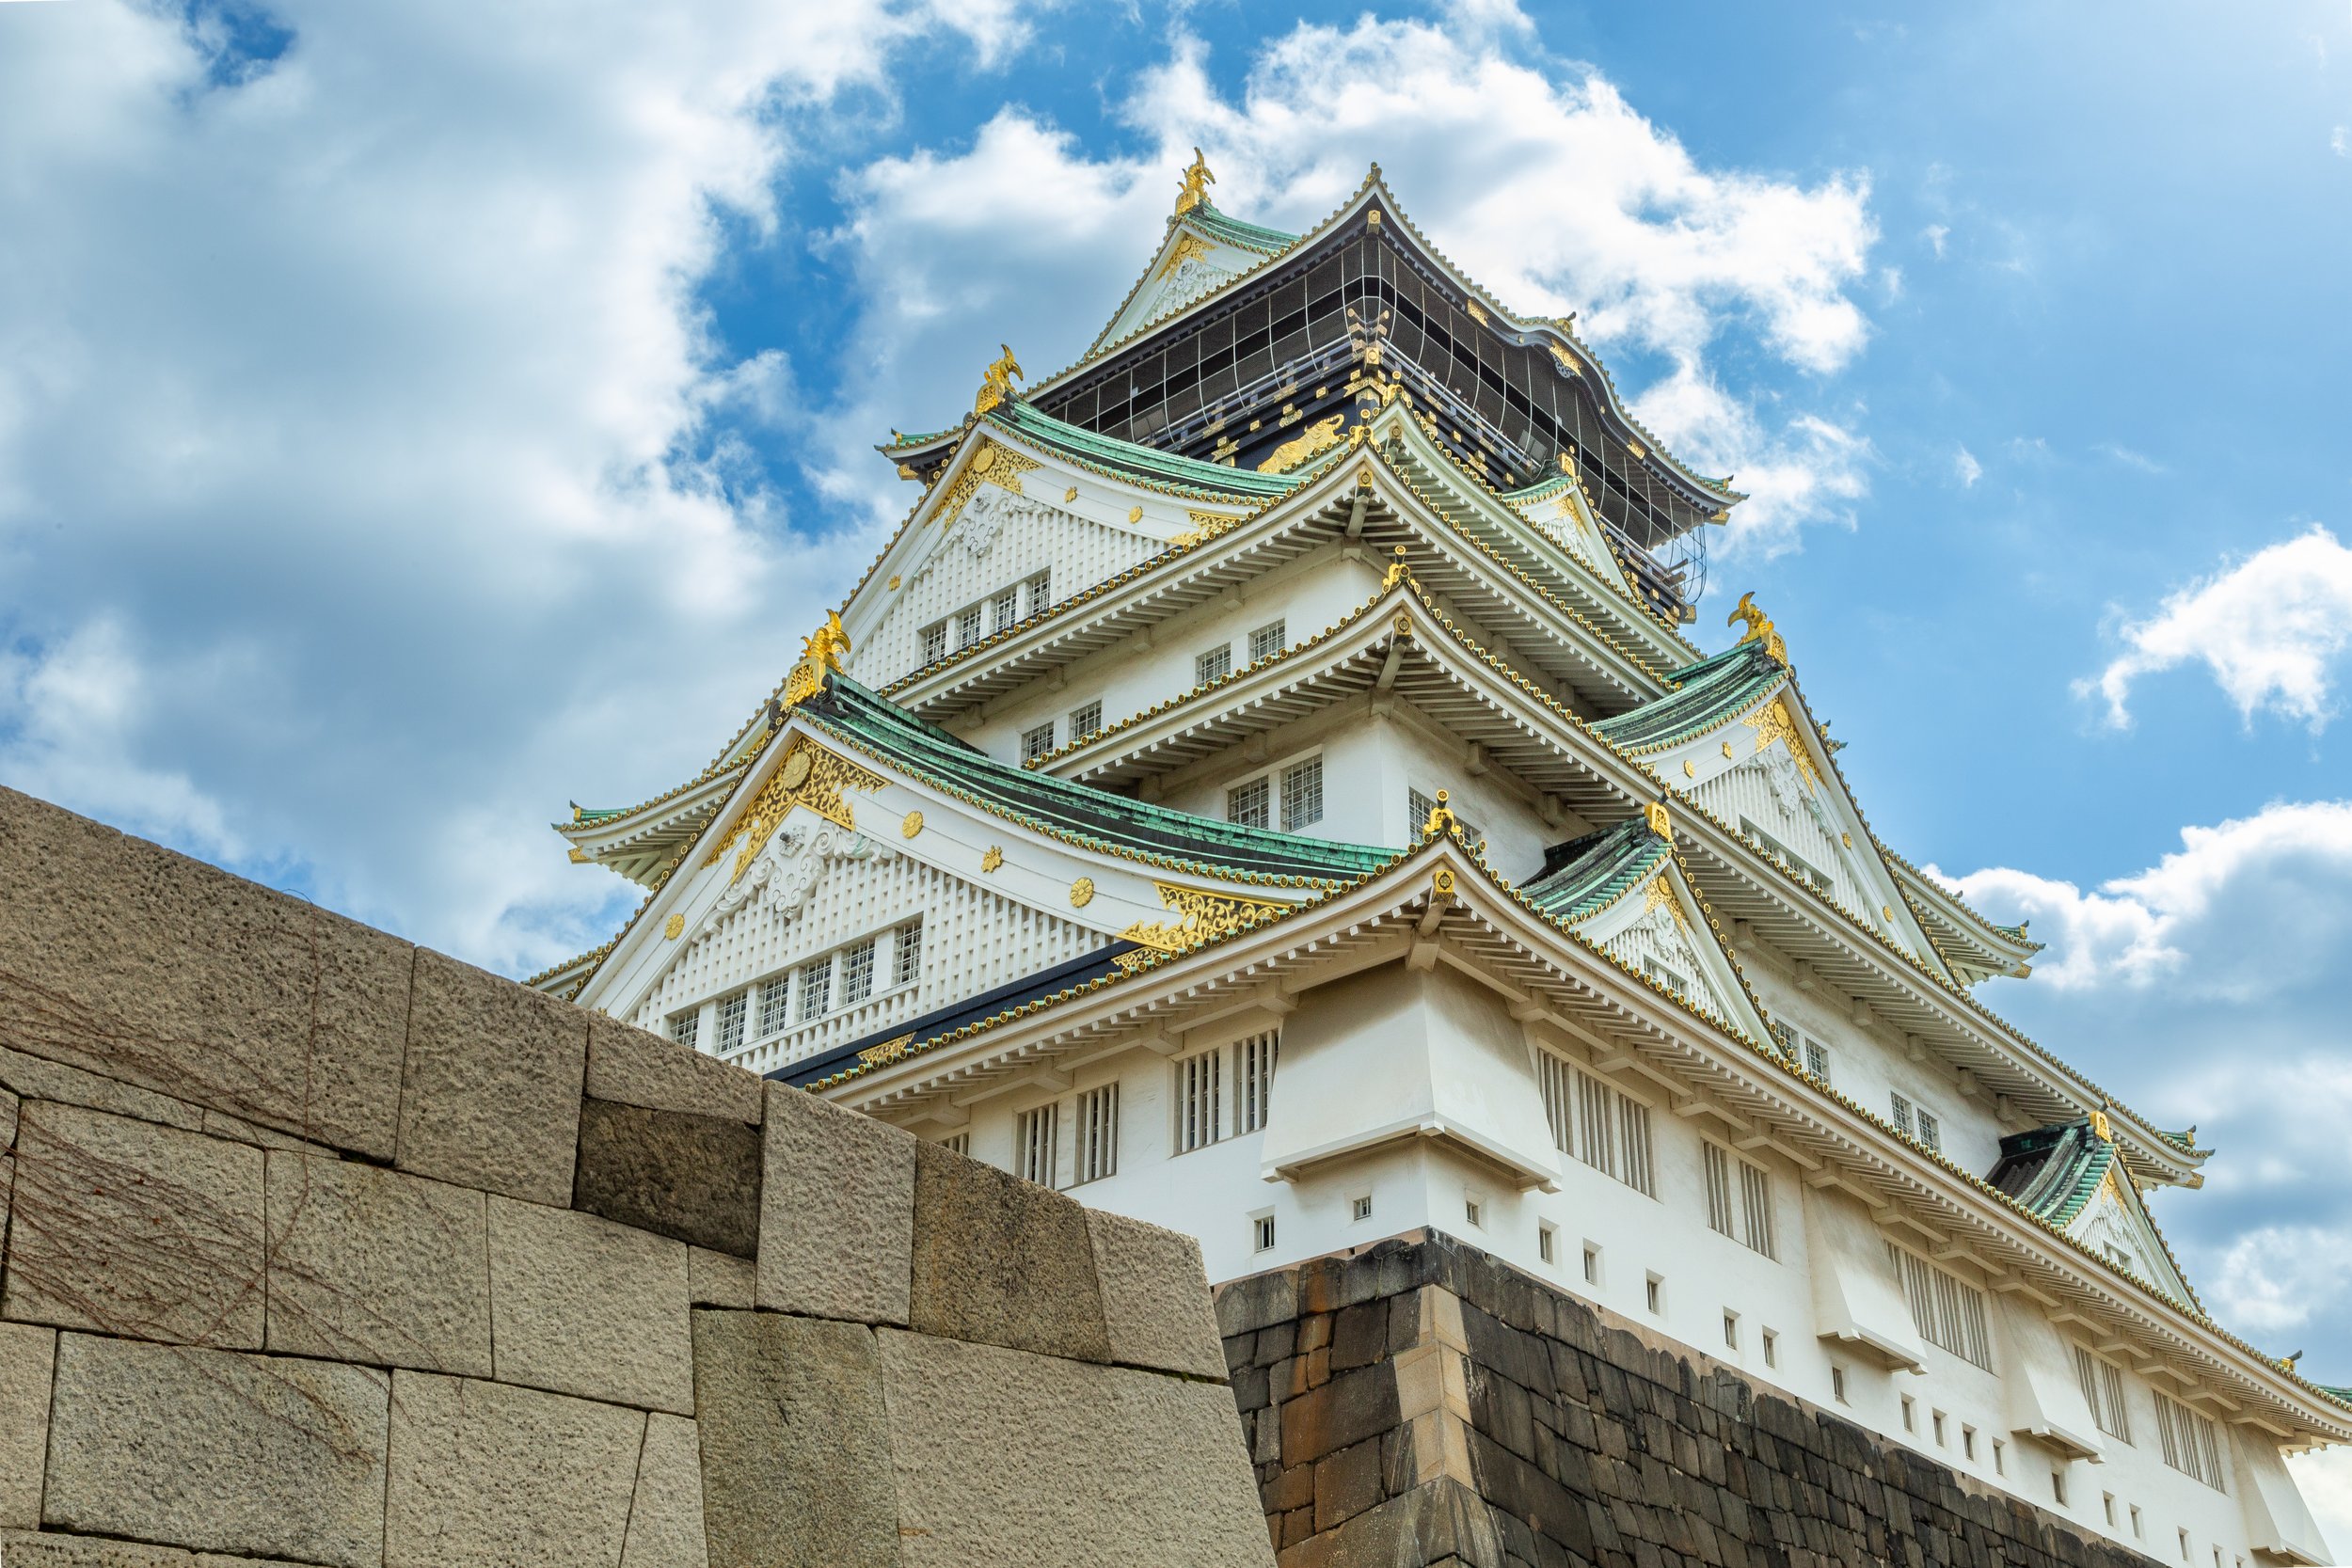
(574, 1097, 761, 1257)
(877, 1329, 1275, 1568)
(4, 1101, 264, 1348)
(908, 1140, 1109, 1362)
(0, 1046, 202, 1132)
(384, 1370, 643, 1568)
(688, 1246, 755, 1309)
(621, 1413, 708, 1568)
(0, 1323, 56, 1528)
(755, 1082, 914, 1326)
(2, 1084, 24, 1147)
(691, 1309, 898, 1568)
(0, 787, 412, 1159)
(486, 1194, 692, 1415)
(0, 1532, 195, 1567)
(262, 1149, 491, 1375)
(1087, 1208, 1227, 1379)
(588, 1014, 762, 1124)
(42, 1332, 388, 1568)
(395, 948, 585, 1206)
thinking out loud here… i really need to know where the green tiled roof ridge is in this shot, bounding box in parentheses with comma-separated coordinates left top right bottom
(1183, 200, 1300, 253)
(1521, 818, 1673, 923)
(1591, 640, 1783, 750)
(804, 673, 1393, 881)
(991, 401, 1301, 498)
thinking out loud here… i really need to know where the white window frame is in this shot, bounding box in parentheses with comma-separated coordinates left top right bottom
(1015, 1102, 1059, 1188)
(1073, 1084, 1119, 1185)
(1173, 1048, 1222, 1153)
(1226, 775, 1270, 829)
(667, 1009, 699, 1050)
(1247, 618, 1286, 663)
(1021, 720, 1056, 762)
(921, 622, 948, 665)
(1233, 1029, 1278, 1133)
(1195, 643, 1232, 686)
(1069, 699, 1102, 740)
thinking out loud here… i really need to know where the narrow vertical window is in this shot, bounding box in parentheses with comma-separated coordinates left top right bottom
(957, 605, 982, 647)
(1175, 1050, 1221, 1153)
(1074, 1084, 1119, 1184)
(1890, 1092, 1915, 1138)
(942, 1132, 969, 1157)
(1704, 1144, 1737, 1239)
(1740, 1161, 1777, 1259)
(1234, 1030, 1278, 1133)
(921, 623, 947, 664)
(1025, 570, 1051, 615)
(757, 976, 790, 1037)
(667, 1009, 700, 1050)
(990, 585, 1019, 631)
(797, 958, 832, 1021)
(1537, 1225, 1556, 1264)
(1536, 1051, 1574, 1156)
(839, 939, 876, 1006)
(893, 919, 922, 986)
(1280, 756, 1324, 830)
(1252, 1212, 1276, 1252)
(1916, 1107, 1943, 1152)
(714, 990, 748, 1055)
(1016, 1103, 1058, 1187)
(1804, 1040, 1831, 1083)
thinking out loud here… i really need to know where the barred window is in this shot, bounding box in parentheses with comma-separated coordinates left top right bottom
(667, 1009, 699, 1050)
(1248, 619, 1286, 662)
(1805, 1040, 1831, 1084)
(1549, 1055, 1653, 1197)
(714, 990, 748, 1055)
(941, 1132, 969, 1157)
(1641, 957, 1689, 1000)
(1703, 1144, 1776, 1259)
(1016, 1103, 1058, 1188)
(797, 958, 832, 1022)
(957, 606, 982, 646)
(1890, 1092, 1915, 1138)
(1916, 1107, 1943, 1153)
(1021, 721, 1056, 762)
(1025, 570, 1051, 615)
(921, 623, 947, 664)
(1228, 777, 1270, 829)
(991, 586, 1020, 631)
(1705, 1143, 1736, 1239)
(1074, 1085, 1119, 1184)
(1768, 1020, 1799, 1061)
(1886, 1242, 1993, 1369)
(1234, 1030, 1279, 1133)
(1175, 1050, 1221, 1153)
(2153, 1392, 2225, 1491)
(1069, 700, 1102, 740)
(840, 938, 876, 1006)
(1280, 756, 1323, 831)
(893, 919, 922, 986)
(2074, 1347, 2134, 1445)
(1196, 644, 1232, 686)
(1740, 815, 1833, 894)
(1740, 1161, 1776, 1259)
(1537, 1050, 1574, 1154)
(756, 976, 790, 1038)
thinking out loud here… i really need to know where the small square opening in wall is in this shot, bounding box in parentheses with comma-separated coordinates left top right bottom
(1962, 1424, 1977, 1461)
(1350, 1193, 1374, 1224)
(1644, 1273, 1663, 1316)
(1721, 1311, 1739, 1352)
(1537, 1223, 1556, 1264)
(1993, 1438, 2007, 1476)
(1900, 1395, 1916, 1433)
(1830, 1366, 1847, 1404)
(2051, 1468, 2068, 1508)
(1931, 1410, 1947, 1447)
(2102, 1493, 2117, 1528)
(2130, 1505, 2142, 1540)
(1581, 1243, 1602, 1287)
(1760, 1329, 1777, 1368)
(1463, 1196, 1484, 1229)
(1251, 1212, 1276, 1253)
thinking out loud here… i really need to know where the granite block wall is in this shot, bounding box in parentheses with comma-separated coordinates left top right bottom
(0, 785, 1274, 1568)
(1217, 1231, 2163, 1568)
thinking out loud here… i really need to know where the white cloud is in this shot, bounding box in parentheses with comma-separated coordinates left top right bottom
(2291, 1448, 2352, 1567)
(2093, 440, 2166, 475)
(824, 11, 1880, 558)
(2332, 125, 2348, 157)
(0, 0, 1041, 972)
(2079, 525, 2352, 730)
(1953, 446, 1980, 487)
(2197, 1225, 2352, 1334)
(1922, 222, 1949, 258)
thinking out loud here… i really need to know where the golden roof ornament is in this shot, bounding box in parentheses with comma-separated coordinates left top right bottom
(1644, 800, 1674, 842)
(1422, 788, 1459, 839)
(973, 343, 1023, 416)
(779, 610, 851, 710)
(1383, 544, 1410, 590)
(1174, 148, 1215, 216)
(1727, 592, 1788, 666)
(2090, 1107, 2115, 1143)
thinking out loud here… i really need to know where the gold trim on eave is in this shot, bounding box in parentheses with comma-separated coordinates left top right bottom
(706, 738, 885, 885)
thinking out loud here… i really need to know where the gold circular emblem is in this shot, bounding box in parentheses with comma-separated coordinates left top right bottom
(974, 446, 997, 473)
(901, 811, 924, 839)
(778, 748, 813, 790)
(1432, 867, 1456, 895)
(663, 914, 685, 941)
(981, 847, 1004, 873)
(1070, 877, 1095, 909)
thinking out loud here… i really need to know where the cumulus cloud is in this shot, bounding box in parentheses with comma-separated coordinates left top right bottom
(2078, 526, 2352, 731)
(1953, 446, 1981, 487)
(824, 10, 1880, 556)
(0, 0, 1039, 972)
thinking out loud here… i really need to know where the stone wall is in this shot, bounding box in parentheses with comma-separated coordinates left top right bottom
(1216, 1231, 2161, 1568)
(0, 785, 1274, 1568)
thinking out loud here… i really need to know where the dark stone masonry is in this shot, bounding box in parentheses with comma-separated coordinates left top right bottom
(1216, 1232, 2160, 1568)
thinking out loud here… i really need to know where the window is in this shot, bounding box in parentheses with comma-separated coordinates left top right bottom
(1234, 1030, 1278, 1133)
(1025, 570, 1051, 615)
(757, 976, 790, 1038)
(797, 958, 832, 1021)
(2130, 1505, 2142, 1540)
(1740, 815, 1832, 893)
(1932, 1410, 1947, 1447)
(921, 623, 947, 664)
(957, 605, 982, 646)
(1280, 756, 1323, 830)
(1069, 699, 1102, 740)
(1252, 1212, 1276, 1252)
(1227, 776, 1270, 828)
(1021, 721, 1056, 762)
(1761, 1329, 1778, 1368)
(1916, 1107, 1943, 1153)
(714, 990, 748, 1054)
(1464, 1197, 1484, 1228)
(2052, 1469, 2068, 1507)
(1645, 1274, 1663, 1315)
(1901, 1395, 1916, 1433)
(1890, 1092, 1915, 1138)
(1805, 1040, 1831, 1084)
(1963, 1425, 1977, 1460)
(1722, 1311, 1739, 1351)
(1831, 1366, 1847, 1404)
(1537, 1224, 1555, 1263)
(2179, 1528, 2191, 1561)
(2103, 1493, 2118, 1528)
(1352, 1194, 1375, 1224)
(2074, 1346, 2134, 1444)
(840, 939, 876, 1006)
(1174, 1050, 1221, 1153)
(990, 586, 1019, 631)
(1994, 1438, 2007, 1476)
(1016, 1103, 1058, 1187)
(1582, 1244, 1601, 1287)
(1074, 1085, 1119, 1185)
(893, 919, 923, 987)
(1196, 644, 1232, 686)
(1769, 1020, 1798, 1061)
(1535, 1053, 1658, 1197)
(1703, 1143, 1776, 1258)
(2154, 1392, 2227, 1491)
(1248, 619, 1286, 662)
(667, 1008, 700, 1050)
(1886, 1242, 1994, 1369)
(941, 1132, 969, 1157)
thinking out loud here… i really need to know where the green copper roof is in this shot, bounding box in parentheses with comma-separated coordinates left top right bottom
(983, 400, 1304, 499)
(1520, 817, 1674, 924)
(1181, 200, 1299, 256)
(574, 807, 629, 824)
(795, 673, 1394, 883)
(1590, 639, 1785, 752)
(1987, 1120, 2115, 1227)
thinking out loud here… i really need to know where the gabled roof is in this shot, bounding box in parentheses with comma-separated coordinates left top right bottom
(1085, 198, 1301, 355)
(981, 399, 1301, 499)
(1522, 817, 1675, 923)
(1990, 1119, 2121, 1227)
(1591, 639, 1784, 752)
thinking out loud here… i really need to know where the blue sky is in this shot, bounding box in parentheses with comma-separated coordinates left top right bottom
(5, 0, 2352, 1513)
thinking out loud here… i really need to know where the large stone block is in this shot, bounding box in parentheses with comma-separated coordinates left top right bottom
(0, 787, 412, 1158)
(688, 1246, 755, 1309)
(4, 1101, 264, 1348)
(0, 1323, 55, 1528)
(876, 1329, 1276, 1568)
(1087, 1208, 1227, 1379)
(621, 1413, 709, 1568)
(755, 1083, 914, 1326)
(0, 1046, 201, 1133)
(691, 1310, 899, 1568)
(42, 1332, 389, 1568)
(487, 1195, 692, 1415)
(262, 1149, 491, 1375)
(573, 1097, 761, 1257)
(394, 949, 585, 1207)
(0, 1532, 195, 1566)
(907, 1141, 1109, 1362)
(383, 1370, 643, 1568)
(587, 1014, 762, 1123)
